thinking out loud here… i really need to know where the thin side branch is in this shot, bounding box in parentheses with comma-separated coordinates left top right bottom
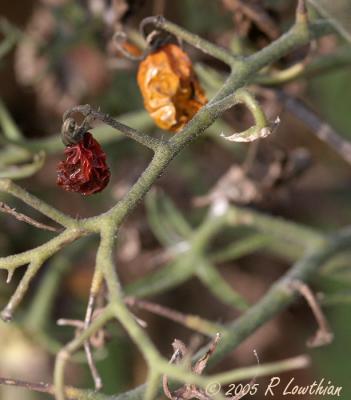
(0, 377, 95, 400)
(0, 201, 60, 232)
(140, 16, 239, 67)
(0, 228, 86, 271)
(0, 179, 76, 228)
(0, 151, 46, 180)
(63, 105, 164, 152)
(1, 259, 43, 321)
(277, 90, 351, 166)
(125, 296, 223, 336)
(0, 377, 54, 395)
(222, 0, 280, 39)
(83, 270, 104, 391)
(196, 259, 249, 310)
(54, 306, 115, 400)
(290, 280, 334, 347)
(220, 88, 277, 142)
(296, 0, 308, 26)
(254, 46, 351, 85)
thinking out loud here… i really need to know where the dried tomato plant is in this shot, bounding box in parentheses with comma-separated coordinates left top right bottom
(1, 2, 351, 400)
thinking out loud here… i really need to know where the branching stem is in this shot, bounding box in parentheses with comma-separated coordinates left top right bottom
(140, 16, 240, 67)
(0, 10, 343, 400)
(63, 105, 164, 152)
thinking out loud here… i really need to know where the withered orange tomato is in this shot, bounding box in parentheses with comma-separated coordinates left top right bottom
(137, 43, 207, 132)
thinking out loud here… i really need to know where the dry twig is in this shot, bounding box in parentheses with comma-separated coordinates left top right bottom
(278, 90, 351, 165)
(290, 280, 334, 347)
(0, 201, 60, 232)
(222, 0, 280, 39)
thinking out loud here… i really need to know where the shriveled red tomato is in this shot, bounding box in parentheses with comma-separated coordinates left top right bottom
(137, 43, 207, 132)
(57, 132, 110, 195)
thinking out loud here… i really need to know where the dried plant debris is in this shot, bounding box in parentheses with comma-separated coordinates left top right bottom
(308, 0, 351, 43)
(163, 334, 259, 400)
(193, 147, 312, 207)
(193, 166, 262, 207)
(57, 309, 108, 349)
(221, 0, 280, 40)
(290, 280, 334, 348)
(89, 0, 128, 28)
(261, 147, 312, 189)
(220, 118, 278, 143)
(163, 334, 221, 400)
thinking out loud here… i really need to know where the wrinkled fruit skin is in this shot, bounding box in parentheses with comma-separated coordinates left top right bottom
(137, 43, 207, 132)
(57, 132, 110, 195)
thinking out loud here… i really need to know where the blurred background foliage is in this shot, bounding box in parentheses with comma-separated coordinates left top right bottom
(0, 0, 351, 399)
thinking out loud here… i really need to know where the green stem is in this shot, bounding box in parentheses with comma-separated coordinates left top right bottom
(0, 228, 86, 270)
(0, 151, 46, 180)
(209, 234, 271, 263)
(98, 228, 161, 365)
(143, 370, 160, 400)
(0, 110, 152, 166)
(1, 259, 43, 321)
(196, 259, 249, 311)
(0, 98, 23, 140)
(54, 306, 115, 400)
(206, 228, 351, 365)
(141, 16, 239, 67)
(63, 105, 163, 152)
(0, 179, 76, 227)
(227, 205, 323, 249)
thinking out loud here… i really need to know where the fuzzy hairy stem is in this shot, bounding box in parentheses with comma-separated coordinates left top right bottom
(63, 105, 164, 151)
(140, 16, 240, 66)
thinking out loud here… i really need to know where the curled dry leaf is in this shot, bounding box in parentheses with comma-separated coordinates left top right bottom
(193, 165, 262, 207)
(137, 43, 207, 132)
(221, 126, 271, 142)
(221, 116, 280, 143)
